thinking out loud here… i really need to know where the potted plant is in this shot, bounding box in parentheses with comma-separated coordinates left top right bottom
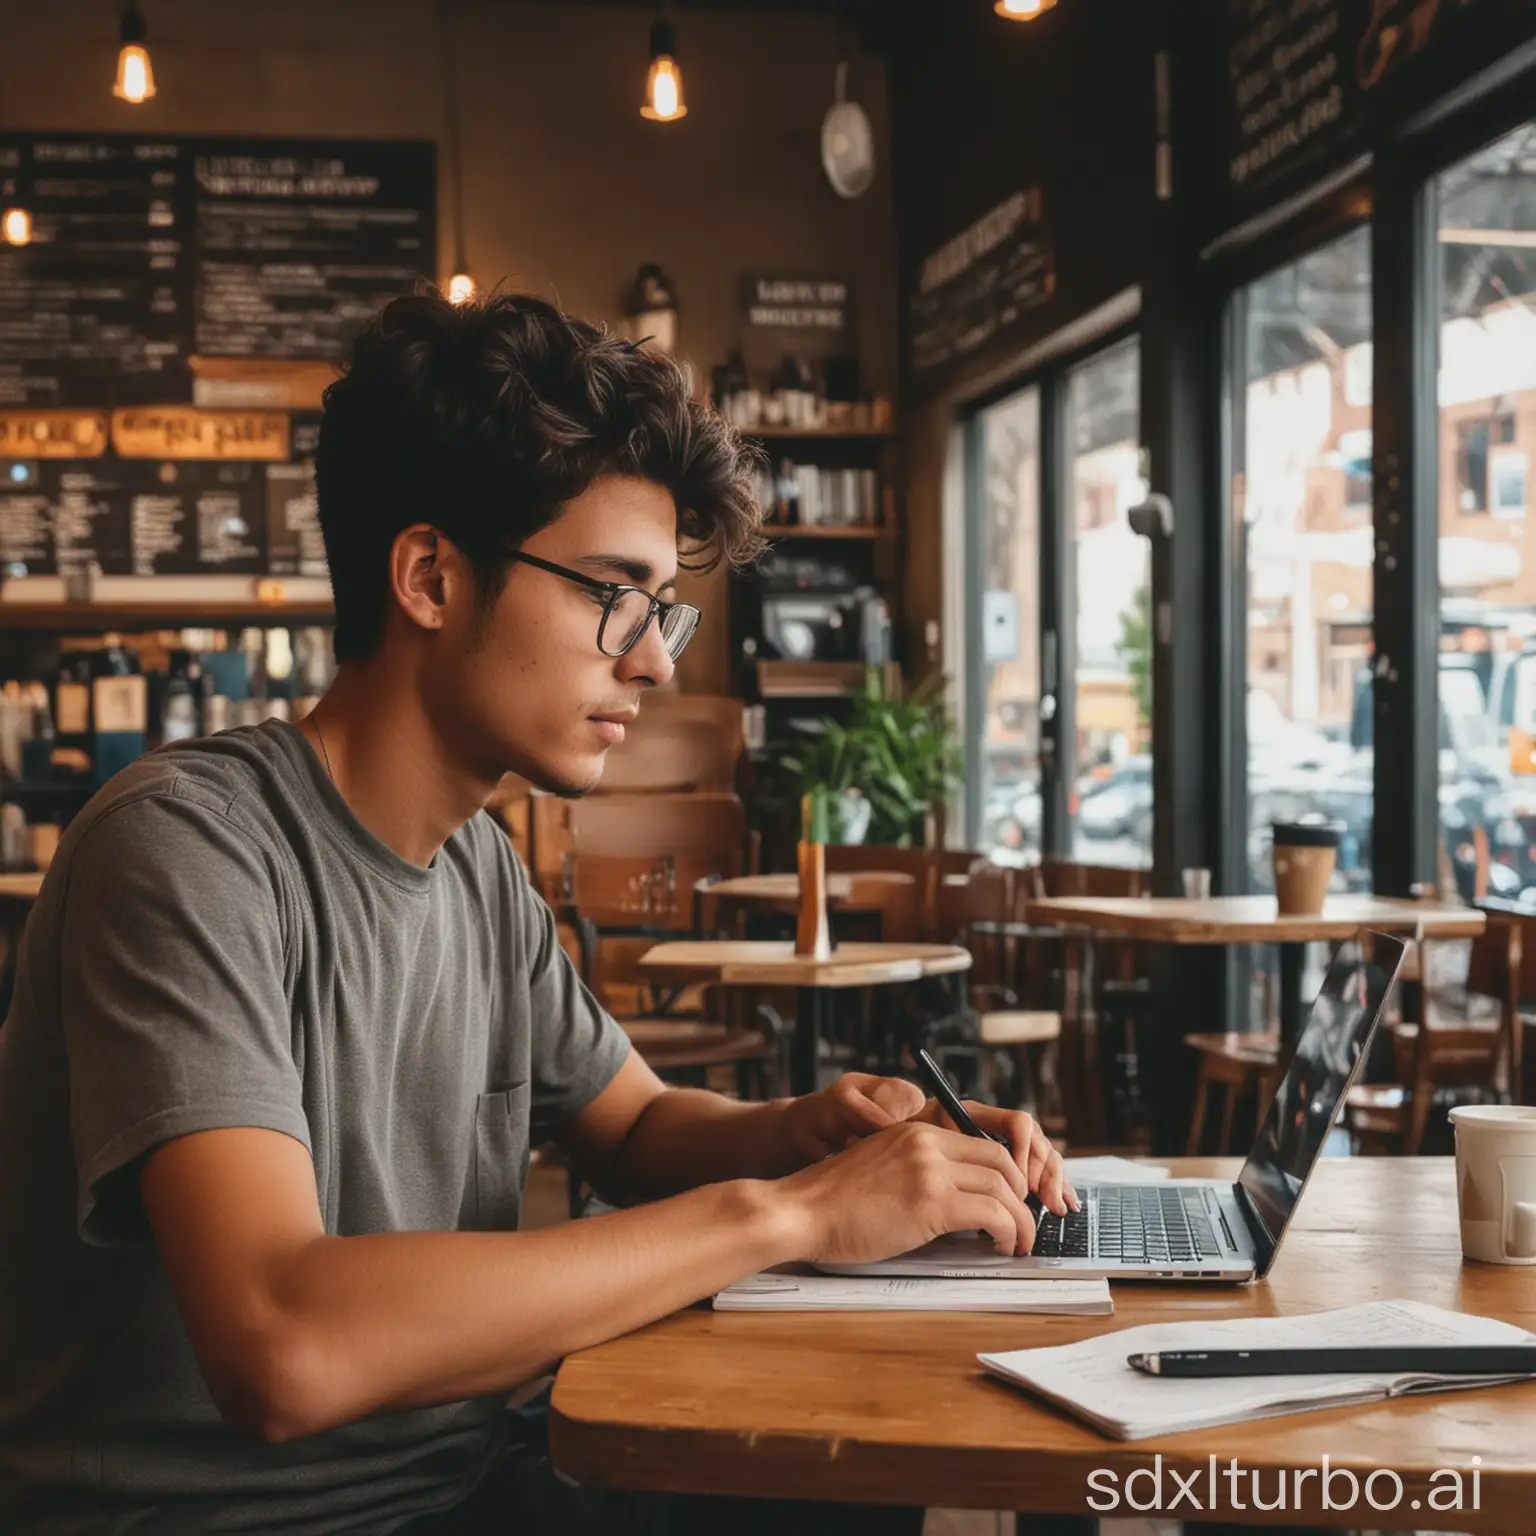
(777, 669, 963, 847)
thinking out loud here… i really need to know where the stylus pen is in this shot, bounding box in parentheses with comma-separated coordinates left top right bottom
(915, 1048, 1009, 1149)
(1127, 1346, 1536, 1377)
(914, 1048, 1041, 1213)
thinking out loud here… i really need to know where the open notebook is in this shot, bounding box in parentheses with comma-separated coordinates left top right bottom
(715, 1270, 1112, 1314)
(979, 1299, 1536, 1440)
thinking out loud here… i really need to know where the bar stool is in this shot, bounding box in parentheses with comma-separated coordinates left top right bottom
(1184, 1032, 1283, 1155)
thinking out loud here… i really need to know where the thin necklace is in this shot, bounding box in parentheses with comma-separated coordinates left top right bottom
(311, 713, 336, 784)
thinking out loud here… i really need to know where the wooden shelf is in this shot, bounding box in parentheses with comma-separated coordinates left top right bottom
(756, 660, 900, 700)
(0, 600, 334, 632)
(763, 525, 895, 540)
(744, 425, 896, 441)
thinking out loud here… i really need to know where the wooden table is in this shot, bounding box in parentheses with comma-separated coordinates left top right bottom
(551, 1156, 1536, 1532)
(0, 871, 45, 902)
(698, 872, 914, 915)
(638, 940, 972, 1095)
(1025, 894, 1486, 1049)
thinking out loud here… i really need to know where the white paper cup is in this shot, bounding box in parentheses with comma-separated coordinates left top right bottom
(1449, 1105, 1536, 1265)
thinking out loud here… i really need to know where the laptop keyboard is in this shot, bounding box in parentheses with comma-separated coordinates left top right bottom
(1031, 1186, 1226, 1263)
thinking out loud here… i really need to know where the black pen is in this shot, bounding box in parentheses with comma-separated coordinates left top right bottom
(915, 1048, 1008, 1149)
(1127, 1346, 1536, 1377)
(914, 1048, 1050, 1216)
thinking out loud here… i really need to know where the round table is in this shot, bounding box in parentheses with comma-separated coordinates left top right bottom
(637, 939, 971, 1095)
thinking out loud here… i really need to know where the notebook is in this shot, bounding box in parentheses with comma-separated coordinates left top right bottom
(714, 1269, 1112, 1315)
(979, 1298, 1536, 1440)
(1061, 1155, 1169, 1185)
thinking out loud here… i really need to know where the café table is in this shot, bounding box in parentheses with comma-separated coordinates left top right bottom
(636, 940, 971, 1096)
(550, 1155, 1536, 1534)
(1022, 894, 1486, 1051)
(696, 871, 915, 921)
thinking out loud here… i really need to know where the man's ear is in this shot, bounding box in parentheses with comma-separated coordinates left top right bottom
(389, 524, 458, 634)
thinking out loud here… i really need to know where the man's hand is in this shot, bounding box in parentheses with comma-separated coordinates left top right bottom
(779, 1120, 1041, 1264)
(780, 1072, 1078, 1217)
(916, 1097, 1078, 1217)
(780, 1072, 927, 1162)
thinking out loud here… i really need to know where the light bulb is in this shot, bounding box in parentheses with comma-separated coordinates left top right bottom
(996, 0, 1057, 17)
(113, 42, 156, 102)
(641, 55, 687, 121)
(447, 271, 476, 306)
(2, 207, 33, 247)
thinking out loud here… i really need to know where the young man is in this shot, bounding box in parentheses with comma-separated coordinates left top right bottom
(0, 292, 1073, 1534)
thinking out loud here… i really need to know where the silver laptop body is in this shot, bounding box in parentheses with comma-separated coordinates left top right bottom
(821, 931, 1407, 1285)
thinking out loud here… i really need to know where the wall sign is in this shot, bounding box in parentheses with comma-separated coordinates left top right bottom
(742, 276, 852, 338)
(1224, 0, 1503, 210)
(110, 407, 289, 460)
(0, 410, 109, 459)
(0, 133, 434, 408)
(909, 188, 1053, 379)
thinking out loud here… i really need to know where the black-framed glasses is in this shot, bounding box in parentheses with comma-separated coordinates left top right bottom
(509, 550, 701, 662)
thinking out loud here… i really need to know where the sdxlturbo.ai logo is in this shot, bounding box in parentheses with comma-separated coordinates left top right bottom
(1085, 1454, 1481, 1516)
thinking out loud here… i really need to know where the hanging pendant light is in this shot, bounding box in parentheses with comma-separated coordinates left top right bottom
(2, 205, 32, 247)
(437, 0, 475, 304)
(995, 0, 1059, 18)
(641, 3, 687, 122)
(113, 2, 157, 103)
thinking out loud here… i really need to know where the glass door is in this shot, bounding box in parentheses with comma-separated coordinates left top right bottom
(1066, 339, 1149, 863)
(968, 385, 1042, 860)
(1238, 227, 1375, 895)
(1433, 120, 1536, 906)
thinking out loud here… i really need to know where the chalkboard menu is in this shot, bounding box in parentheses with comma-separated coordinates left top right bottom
(0, 133, 434, 407)
(0, 135, 429, 583)
(193, 142, 435, 359)
(0, 137, 191, 408)
(0, 408, 324, 579)
(909, 188, 1054, 379)
(1224, 0, 1503, 211)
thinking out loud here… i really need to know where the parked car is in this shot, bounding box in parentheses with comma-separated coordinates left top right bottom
(1075, 757, 1152, 843)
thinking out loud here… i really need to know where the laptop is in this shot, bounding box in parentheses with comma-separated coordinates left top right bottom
(818, 931, 1407, 1284)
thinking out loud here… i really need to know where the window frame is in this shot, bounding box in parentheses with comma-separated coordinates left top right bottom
(960, 324, 1141, 857)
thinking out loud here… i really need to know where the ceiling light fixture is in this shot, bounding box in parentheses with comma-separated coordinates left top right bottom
(1, 205, 32, 247)
(995, 0, 1059, 19)
(436, 0, 475, 305)
(113, 2, 157, 103)
(641, 2, 687, 122)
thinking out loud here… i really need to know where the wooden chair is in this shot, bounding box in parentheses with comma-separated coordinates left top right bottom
(960, 860, 1064, 1134)
(557, 849, 780, 1096)
(1345, 917, 1521, 1155)
(823, 844, 979, 942)
(531, 790, 753, 903)
(1039, 860, 1153, 1149)
(1185, 1032, 1284, 1155)
(591, 692, 744, 795)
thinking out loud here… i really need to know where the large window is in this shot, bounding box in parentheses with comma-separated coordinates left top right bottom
(1436, 121, 1536, 906)
(1240, 227, 1374, 895)
(1067, 341, 1149, 863)
(973, 386, 1042, 860)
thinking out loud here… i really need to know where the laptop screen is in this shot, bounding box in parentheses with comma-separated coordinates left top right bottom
(1236, 933, 1406, 1260)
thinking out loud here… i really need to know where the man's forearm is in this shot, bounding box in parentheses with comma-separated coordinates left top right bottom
(596, 1088, 814, 1203)
(250, 1177, 804, 1442)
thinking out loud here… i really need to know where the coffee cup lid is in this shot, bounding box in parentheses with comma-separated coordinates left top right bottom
(1271, 819, 1342, 848)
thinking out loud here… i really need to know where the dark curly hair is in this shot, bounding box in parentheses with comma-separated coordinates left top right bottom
(315, 289, 767, 663)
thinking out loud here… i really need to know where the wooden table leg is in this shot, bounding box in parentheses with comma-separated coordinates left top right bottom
(1279, 941, 1307, 1052)
(792, 988, 827, 1097)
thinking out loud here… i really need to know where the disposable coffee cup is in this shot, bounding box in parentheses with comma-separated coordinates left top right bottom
(1271, 821, 1340, 916)
(1449, 1105, 1536, 1265)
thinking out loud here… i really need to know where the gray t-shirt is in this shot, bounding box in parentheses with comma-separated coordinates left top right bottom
(0, 719, 631, 1533)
